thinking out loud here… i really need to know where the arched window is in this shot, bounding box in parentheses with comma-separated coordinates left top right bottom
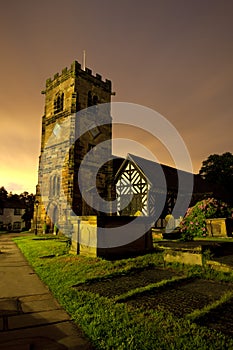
(50, 176, 53, 196)
(56, 176, 60, 195)
(54, 92, 64, 114)
(53, 176, 57, 196)
(49, 175, 60, 197)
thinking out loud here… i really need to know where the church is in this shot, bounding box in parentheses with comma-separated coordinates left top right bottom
(33, 59, 215, 257)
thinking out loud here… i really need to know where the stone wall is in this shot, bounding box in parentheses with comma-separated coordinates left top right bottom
(33, 60, 113, 234)
(70, 216, 153, 258)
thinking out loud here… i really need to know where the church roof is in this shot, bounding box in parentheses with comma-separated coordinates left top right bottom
(115, 153, 213, 195)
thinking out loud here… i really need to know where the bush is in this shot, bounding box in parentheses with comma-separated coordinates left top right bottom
(180, 198, 232, 241)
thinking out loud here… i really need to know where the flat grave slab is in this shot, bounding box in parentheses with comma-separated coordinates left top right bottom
(196, 296, 233, 337)
(125, 278, 232, 318)
(74, 267, 183, 297)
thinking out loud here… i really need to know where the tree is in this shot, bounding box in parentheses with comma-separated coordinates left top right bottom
(199, 152, 233, 205)
(0, 187, 8, 201)
(20, 192, 35, 230)
(8, 192, 20, 201)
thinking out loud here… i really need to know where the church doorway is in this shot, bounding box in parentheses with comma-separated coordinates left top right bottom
(46, 203, 59, 233)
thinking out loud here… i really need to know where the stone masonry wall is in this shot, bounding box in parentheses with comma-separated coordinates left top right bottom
(34, 60, 113, 234)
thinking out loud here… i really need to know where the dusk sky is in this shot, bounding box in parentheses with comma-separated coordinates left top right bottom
(0, 0, 233, 194)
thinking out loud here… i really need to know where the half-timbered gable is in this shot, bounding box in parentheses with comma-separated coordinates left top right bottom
(115, 157, 150, 216)
(115, 154, 170, 217)
(115, 154, 211, 222)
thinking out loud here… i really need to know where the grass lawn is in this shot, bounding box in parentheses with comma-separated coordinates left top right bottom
(14, 234, 233, 350)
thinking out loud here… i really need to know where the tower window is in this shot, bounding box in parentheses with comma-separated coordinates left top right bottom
(54, 92, 64, 114)
(93, 95, 98, 105)
(87, 92, 99, 107)
(87, 91, 92, 107)
(76, 92, 81, 111)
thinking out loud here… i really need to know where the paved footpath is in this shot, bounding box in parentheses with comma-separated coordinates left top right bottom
(0, 234, 94, 350)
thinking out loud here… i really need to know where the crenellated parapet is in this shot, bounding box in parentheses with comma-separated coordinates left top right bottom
(43, 60, 112, 93)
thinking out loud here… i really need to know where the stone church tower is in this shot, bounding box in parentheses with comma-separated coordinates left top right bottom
(34, 60, 113, 234)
